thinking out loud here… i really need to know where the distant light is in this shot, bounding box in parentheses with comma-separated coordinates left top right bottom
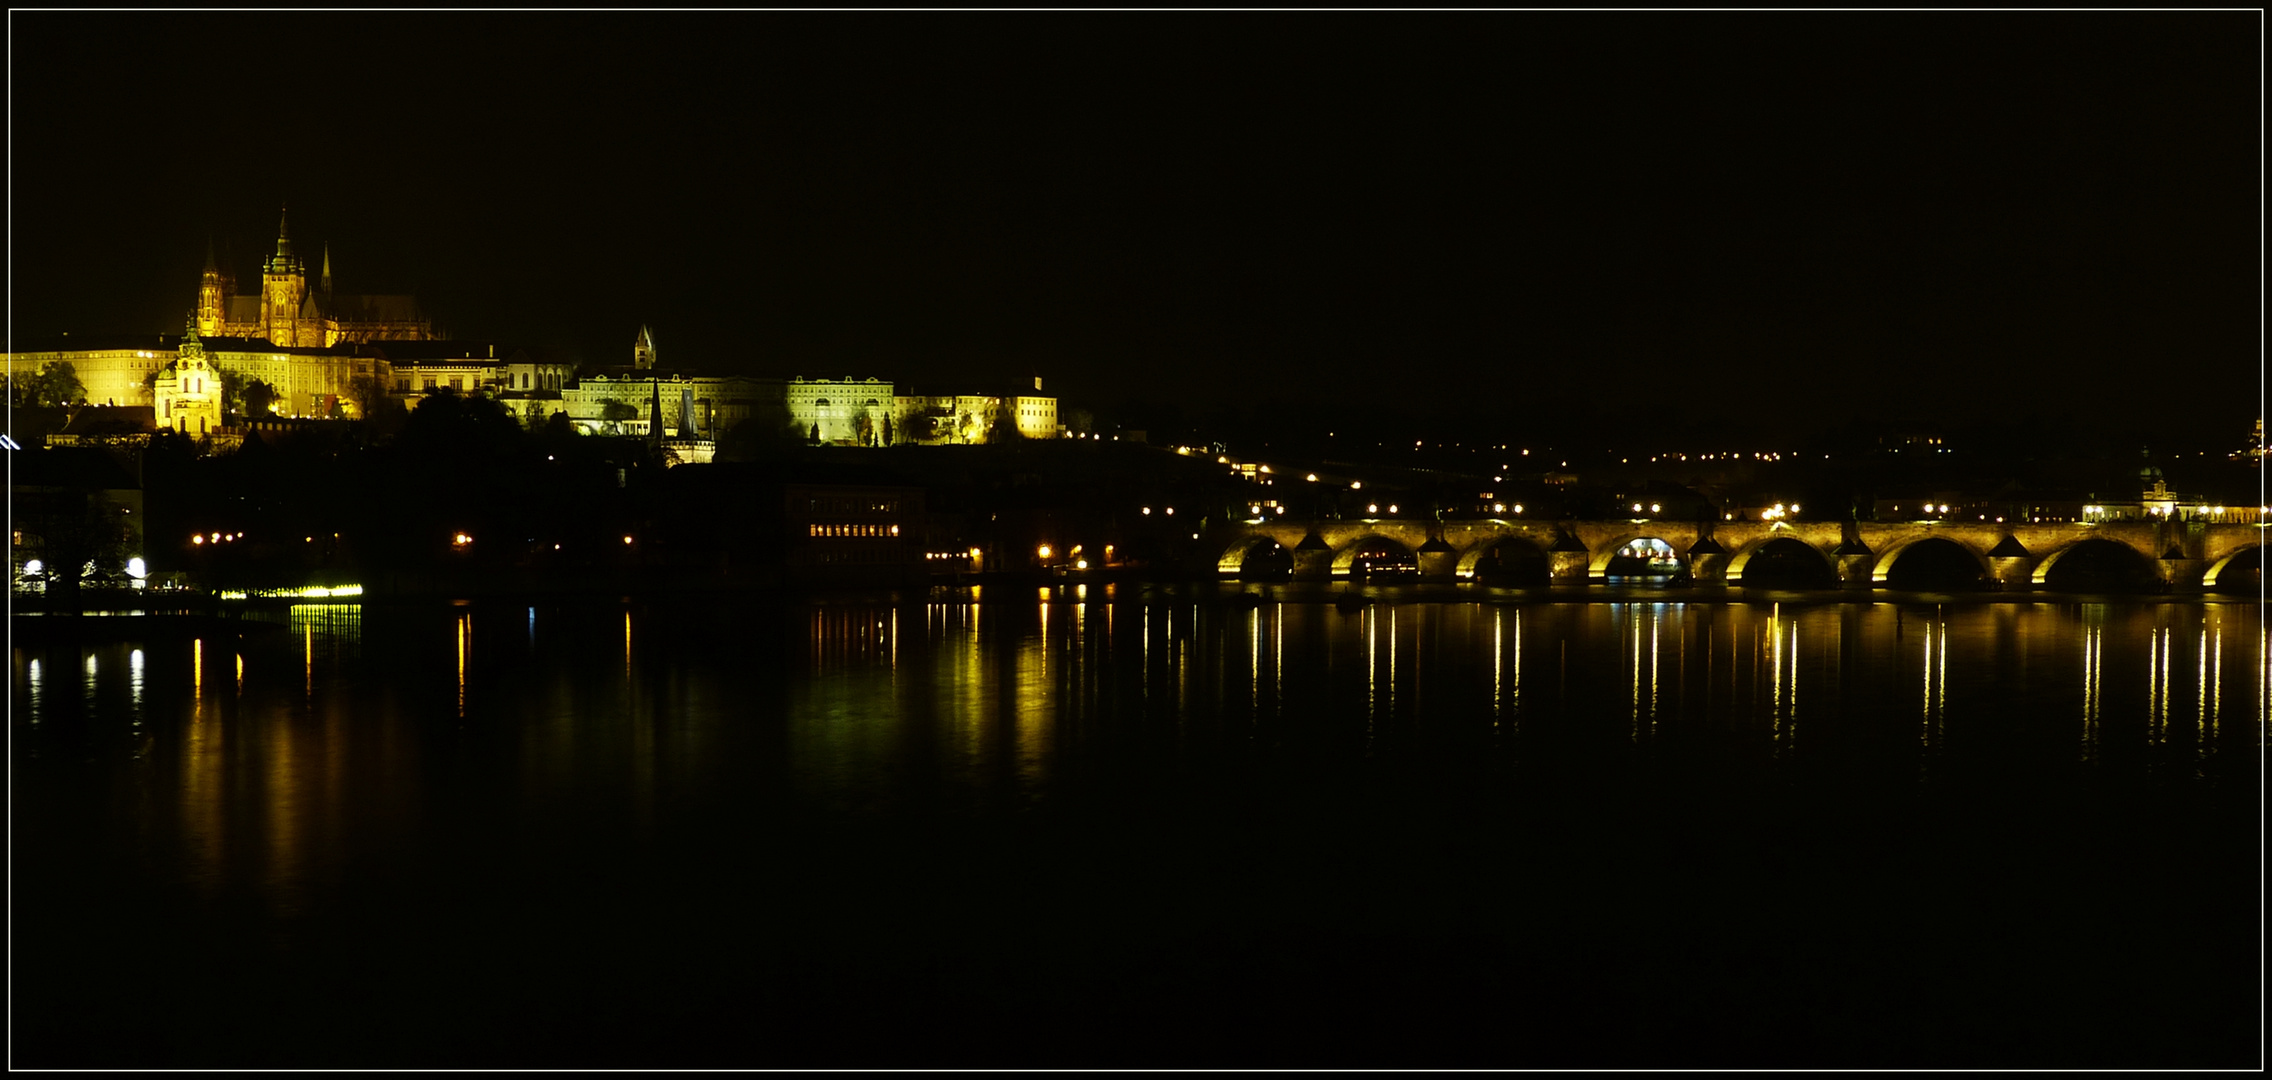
(23, 559, 42, 575)
(623, 535, 634, 545)
(126, 557, 146, 578)
(1387, 504, 1398, 514)
(1038, 544, 1053, 559)
(1512, 504, 1523, 514)
(1164, 507, 1174, 515)
(1632, 503, 1643, 512)
(1142, 507, 1151, 515)
(1368, 504, 1379, 514)
(192, 536, 204, 545)
(1650, 504, 1661, 513)
(1306, 474, 1318, 482)
(1350, 481, 1361, 490)
(1075, 558, 1088, 570)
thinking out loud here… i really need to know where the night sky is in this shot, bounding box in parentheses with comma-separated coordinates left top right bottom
(8, 12, 2260, 444)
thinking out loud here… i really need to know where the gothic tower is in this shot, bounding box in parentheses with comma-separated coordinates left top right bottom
(195, 238, 227, 337)
(634, 324, 657, 370)
(261, 205, 308, 346)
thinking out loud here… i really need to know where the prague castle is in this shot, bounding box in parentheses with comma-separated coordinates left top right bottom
(195, 207, 433, 347)
(5, 208, 1061, 447)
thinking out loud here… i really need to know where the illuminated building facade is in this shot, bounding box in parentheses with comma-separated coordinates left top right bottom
(196, 208, 434, 347)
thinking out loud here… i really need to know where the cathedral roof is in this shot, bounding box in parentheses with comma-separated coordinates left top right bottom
(327, 294, 426, 323)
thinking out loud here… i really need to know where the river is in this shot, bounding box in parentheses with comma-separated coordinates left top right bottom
(12, 588, 2264, 1067)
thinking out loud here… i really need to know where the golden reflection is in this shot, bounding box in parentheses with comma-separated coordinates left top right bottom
(1274, 602, 1283, 716)
(1769, 604, 1784, 752)
(1387, 605, 1398, 717)
(266, 694, 304, 915)
(305, 621, 314, 697)
(235, 652, 243, 694)
(1650, 610, 1661, 737)
(624, 609, 632, 667)
(1493, 608, 1503, 726)
(458, 613, 470, 718)
(179, 674, 221, 895)
(1366, 606, 1379, 726)
(130, 648, 145, 718)
(2080, 608, 2103, 763)
(192, 638, 201, 697)
(26, 655, 42, 721)
(1249, 607, 1260, 716)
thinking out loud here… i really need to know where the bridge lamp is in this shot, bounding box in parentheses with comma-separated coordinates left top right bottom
(1142, 507, 1151, 515)
(1650, 503, 1661, 513)
(1790, 504, 1799, 513)
(192, 535, 204, 545)
(1388, 505, 1399, 514)
(1164, 507, 1174, 515)
(1367, 504, 1379, 514)
(1274, 507, 1285, 515)
(1632, 503, 1643, 513)
(1512, 505, 1523, 514)
(1251, 505, 1261, 514)
(1493, 503, 1504, 513)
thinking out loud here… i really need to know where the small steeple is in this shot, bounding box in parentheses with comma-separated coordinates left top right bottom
(321, 243, 333, 297)
(634, 324, 657, 370)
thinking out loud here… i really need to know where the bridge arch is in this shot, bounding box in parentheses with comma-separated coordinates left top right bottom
(1587, 533, 1684, 579)
(1216, 534, 1294, 580)
(1725, 533, 1838, 587)
(1455, 534, 1552, 584)
(2202, 544, 2263, 590)
(1217, 534, 1290, 579)
(1871, 534, 1990, 588)
(2031, 538, 2158, 590)
(1332, 535, 1418, 580)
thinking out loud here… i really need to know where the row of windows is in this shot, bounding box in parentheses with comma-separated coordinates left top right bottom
(809, 523, 902, 538)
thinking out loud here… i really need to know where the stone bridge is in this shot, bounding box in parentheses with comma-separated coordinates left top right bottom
(1210, 517, 2267, 590)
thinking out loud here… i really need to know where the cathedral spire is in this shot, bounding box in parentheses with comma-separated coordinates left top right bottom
(321, 243, 333, 296)
(204, 236, 217, 273)
(267, 204, 303, 275)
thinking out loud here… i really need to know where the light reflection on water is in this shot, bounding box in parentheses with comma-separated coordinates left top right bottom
(10, 594, 2267, 1069)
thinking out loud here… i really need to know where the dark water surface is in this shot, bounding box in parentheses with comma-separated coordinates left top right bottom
(12, 588, 2264, 1068)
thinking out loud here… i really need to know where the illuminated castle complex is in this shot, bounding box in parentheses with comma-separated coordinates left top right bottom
(194, 207, 433, 347)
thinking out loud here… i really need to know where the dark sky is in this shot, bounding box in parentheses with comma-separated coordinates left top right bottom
(7, 12, 2260, 443)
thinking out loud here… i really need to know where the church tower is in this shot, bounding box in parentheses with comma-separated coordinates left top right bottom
(261, 205, 308, 346)
(195, 238, 227, 337)
(634, 324, 657, 370)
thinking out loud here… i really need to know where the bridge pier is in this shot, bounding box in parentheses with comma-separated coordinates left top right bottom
(1988, 556, 2035, 591)
(1550, 550, 1591, 584)
(1292, 534, 1334, 581)
(1835, 553, 1874, 589)
(1417, 538, 1458, 583)
(2158, 557, 2205, 592)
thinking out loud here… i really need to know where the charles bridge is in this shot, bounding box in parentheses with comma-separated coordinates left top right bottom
(1209, 517, 2266, 590)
